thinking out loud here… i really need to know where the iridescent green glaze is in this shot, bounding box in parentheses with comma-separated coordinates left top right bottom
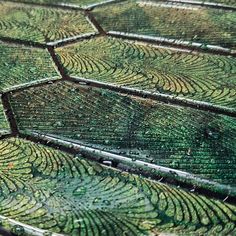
(56, 36, 236, 110)
(93, 1, 236, 49)
(0, 137, 236, 235)
(0, 0, 235, 234)
(9, 81, 236, 187)
(0, 2, 96, 44)
(0, 42, 59, 91)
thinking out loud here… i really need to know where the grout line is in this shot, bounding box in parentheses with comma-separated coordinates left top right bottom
(47, 46, 68, 79)
(0, 37, 46, 49)
(0, 29, 234, 57)
(6, 73, 235, 119)
(85, 0, 123, 10)
(19, 131, 236, 204)
(1, 94, 19, 136)
(53, 33, 101, 48)
(108, 31, 236, 57)
(46, 32, 99, 47)
(0, 133, 16, 140)
(160, 0, 236, 11)
(138, 1, 202, 10)
(0, 33, 101, 50)
(2, 0, 127, 11)
(68, 76, 236, 118)
(0, 0, 84, 11)
(1, 77, 60, 94)
(0, 215, 65, 236)
(84, 10, 107, 35)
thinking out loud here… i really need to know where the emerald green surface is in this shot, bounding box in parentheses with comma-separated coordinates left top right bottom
(9, 81, 236, 187)
(0, 0, 235, 235)
(93, 1, 236, 49)
(0, 42, 59, 91)
(56, 36, 236, 110)
(0, 137, 236, 235)
(0, 2, 96, 44)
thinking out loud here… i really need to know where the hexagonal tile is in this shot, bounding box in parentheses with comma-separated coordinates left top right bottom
(9, 81, 236, 187)
(56, 36, 236, 110)
(93, 1, 236, 50)
(0, 2, 97, 44)
(0, 137, 236, 235)
(0, 42, 59, 92)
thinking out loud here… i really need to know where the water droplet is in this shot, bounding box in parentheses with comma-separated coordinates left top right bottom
(43, 231, 52, 236)
(103, 200, 111, 206)
(73, 186, 87, 196)
(11, 225, 25, 236)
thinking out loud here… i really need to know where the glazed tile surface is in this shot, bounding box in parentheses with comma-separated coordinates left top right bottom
(56, 37, 236, 109)
(0, 0, 235, 235)
(0, 2, 96, 44)
(0, 138, 236, 235)
(9, 81, 236, 187)
(93, 1, 236, 49)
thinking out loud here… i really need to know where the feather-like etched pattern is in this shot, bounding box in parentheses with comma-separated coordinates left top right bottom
(9, 81, 236, 187)
(93, 1, 236, 50)
(0, 138, 235, 235)
(0, 2, 96, 44)
(0, 42, 59, 91)
(56, 37, 236, 109)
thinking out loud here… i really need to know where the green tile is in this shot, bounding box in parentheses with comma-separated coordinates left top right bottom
(0, 42, 59, 92)
(9, 81, 236, 187)
(93, 1, 236, 50)
(0, 102, 10, 134)
(56, 36, 236, 110)
(0, 2, 96, 44)
(0, 137, 236, 235)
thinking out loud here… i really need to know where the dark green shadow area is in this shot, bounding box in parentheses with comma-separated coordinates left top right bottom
(0, 42, 59, 92)
(9, 81, 236, 187)
(0, 2, 96, 44)
(56, 36, 236, 110)
(93, 1, 236, 50)
(0, 137, 236, 235)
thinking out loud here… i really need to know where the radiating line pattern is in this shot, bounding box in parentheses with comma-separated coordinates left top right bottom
(9, 81, 236, 187)
(0, 42, 59, 91)
(56, 36, 236, 109)
(93, 1, 236, 50)
(0, 2, 96, 44)
(0, 137, 236, 235)
(0, 102, 10, 134)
